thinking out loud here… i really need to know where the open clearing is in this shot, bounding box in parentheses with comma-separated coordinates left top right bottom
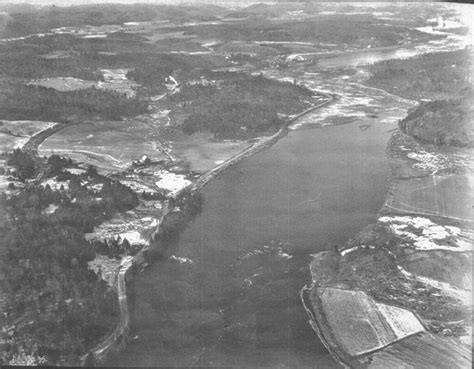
(313, 287, 425, 357)
(170, 132, 251, 173)
(0, 133, 28, 153)
(29, 69, 139, 97)
(0, 120, 57, 153)
(39, 121, 168, 172)
(384, 174, 474, 222)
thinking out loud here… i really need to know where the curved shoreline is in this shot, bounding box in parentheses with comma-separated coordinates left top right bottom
(82, 91, 335, 365)
(300, 125, 472, 367)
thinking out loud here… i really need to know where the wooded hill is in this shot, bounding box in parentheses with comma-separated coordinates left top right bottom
(169, 73, 314, 139)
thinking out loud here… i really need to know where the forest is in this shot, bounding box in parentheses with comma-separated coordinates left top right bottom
(366, 49, 472, 101)
(399, 95, 473, 147)
(0, 151, 140, 365)
(170, 74, 313, 139)
(0, 84, 148, 122)
(126, 53, 228, 91)
(366, 49, 473, 147)
(0, 45, 104, 81)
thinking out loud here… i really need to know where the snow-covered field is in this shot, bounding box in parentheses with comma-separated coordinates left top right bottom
(405, 148, 473, 175)
(379, 215, 472, 252)
(155, 170, 191, 195)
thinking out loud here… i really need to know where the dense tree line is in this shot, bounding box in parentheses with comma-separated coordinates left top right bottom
(0, 84, 148, 122)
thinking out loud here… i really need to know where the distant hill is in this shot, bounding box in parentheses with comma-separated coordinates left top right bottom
(0, 3, 228, 39)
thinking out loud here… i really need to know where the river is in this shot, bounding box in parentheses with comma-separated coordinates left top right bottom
(106, 67, 409, 367)
(104, 27, 469, 367)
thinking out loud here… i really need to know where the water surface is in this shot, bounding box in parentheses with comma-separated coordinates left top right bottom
(107, 116, 396, 368)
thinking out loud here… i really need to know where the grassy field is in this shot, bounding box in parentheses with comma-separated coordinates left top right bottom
(29, 70, 140, 97)
(170, 132, 251, 173)
(384, 175, 474, 222)
(0, 120, 57, 152)
(38, 121, 168, 172)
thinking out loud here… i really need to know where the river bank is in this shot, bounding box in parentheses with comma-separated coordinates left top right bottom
(303, 123, 473, 367)
(82, 91, 334, 365)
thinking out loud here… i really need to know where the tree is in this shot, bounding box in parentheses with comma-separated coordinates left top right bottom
(122, 238, 131, 255)
(85, 165, 98, 178)
(7, 149, 36, 181)
(48, 155, 68, 175)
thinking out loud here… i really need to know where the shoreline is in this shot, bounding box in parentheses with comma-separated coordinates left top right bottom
(82, 90, 335, 365)
(302, 120, 472, 367)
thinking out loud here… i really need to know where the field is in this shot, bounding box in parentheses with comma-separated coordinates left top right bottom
(384, 175, 474, 222)
(170, 132, 251, 173)
(29, 69, 139, 97)
(38, 121, 169, 172)
(0, 120, 57, 153)
(315, 287, 424, 356)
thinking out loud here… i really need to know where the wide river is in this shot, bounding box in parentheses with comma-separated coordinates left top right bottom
(107, 74, 405, 368)
(105, 34, 466, 367)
